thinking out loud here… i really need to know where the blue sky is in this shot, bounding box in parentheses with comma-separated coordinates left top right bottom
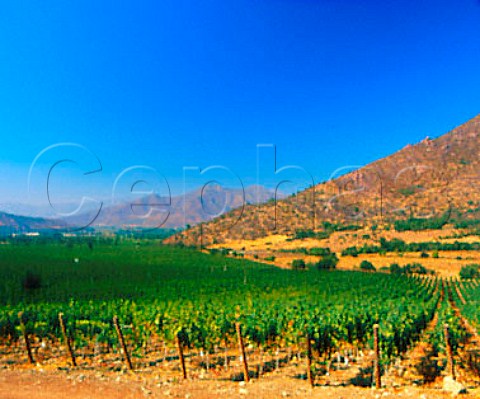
(1, 1, 480, 209)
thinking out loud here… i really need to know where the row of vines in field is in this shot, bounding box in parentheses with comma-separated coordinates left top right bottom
(455, 279, 480, 329)
(1, 274, 441, 366)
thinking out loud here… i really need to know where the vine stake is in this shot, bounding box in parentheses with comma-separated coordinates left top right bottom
(305, 332, 314, 387)
(18, 311, 34, 365)
(373, 324, 381, 389)
(176, 333, 187, 379)
(58, 313, 77, 367)
(235, 322, 250, 382)
(113, 315, 133, 371)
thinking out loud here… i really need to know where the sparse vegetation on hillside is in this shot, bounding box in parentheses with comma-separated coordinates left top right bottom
(292, 229, 329, 240)
(279, 247, 332, 256)
(454, 219, 480, 229)
(393, 213, 450, 232)
(291, 223, 361, 241)
(342, 238, 480, 256)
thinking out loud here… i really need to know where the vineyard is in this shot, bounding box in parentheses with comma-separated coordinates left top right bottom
(0, 239, 479, 391)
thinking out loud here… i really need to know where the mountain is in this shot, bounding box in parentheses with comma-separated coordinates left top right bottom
(67, 185, 284, 229)
(166, 114, 480, 246)
(0, 202, 100, 219)
(0, 211, 67, 234)
(0, 203, 55, 218)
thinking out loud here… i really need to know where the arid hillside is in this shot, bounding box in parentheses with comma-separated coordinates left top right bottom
(167, 114, 480, 247)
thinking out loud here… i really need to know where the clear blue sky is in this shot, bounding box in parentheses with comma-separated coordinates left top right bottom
(1, 1, 480, 207)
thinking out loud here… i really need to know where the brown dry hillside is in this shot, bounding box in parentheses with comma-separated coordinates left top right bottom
(166, 114, 480, 246)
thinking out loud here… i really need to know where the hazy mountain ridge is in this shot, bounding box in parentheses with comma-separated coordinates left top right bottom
(66, 184, 284, 229)
(167, 114, 480, 246)
(0, 211, 67, 233)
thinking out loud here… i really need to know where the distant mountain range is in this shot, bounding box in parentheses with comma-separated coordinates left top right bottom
(68, 184, 284, 229)
(0, 185, 284, 232)
(0, 212, 66, 234)
(167, 114, 480, 246)
(5, 113, 480, 239)
(0, 202, 99, 219)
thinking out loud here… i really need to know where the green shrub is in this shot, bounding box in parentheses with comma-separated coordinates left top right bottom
(359, 260, 376, 271)
(308, 247, 331, 256)
(389, 262, 432, 275)
(291, 259, 306, 270)
(293, 223, 361, 240)
(293, 229, 329, 240)
(403, 263, 428, 275)
(389, 263, 402, 274)
(398, 187, 417, 197)
(459, 264, 480, 279)
(315, 253, 339, 270)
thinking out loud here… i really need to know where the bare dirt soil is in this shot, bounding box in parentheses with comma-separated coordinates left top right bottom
(1, 368, 479, 399)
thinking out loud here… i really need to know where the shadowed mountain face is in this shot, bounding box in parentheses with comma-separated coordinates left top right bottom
(167, 114, 480, 246)
(66, 185, 284, 229)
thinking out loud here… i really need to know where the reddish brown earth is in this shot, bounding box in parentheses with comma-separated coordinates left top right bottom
(1, 368, 479, 399)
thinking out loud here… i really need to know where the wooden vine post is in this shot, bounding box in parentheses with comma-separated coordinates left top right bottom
(468, 351, 478, 376)
(58, 313, 77, 367)
(444, 324, 455, 380)
(176, 333, 187, 379)
(476, 352, 480, 376)
(18, 311, 34, 365)
(235, 322, 250, 382)
(305, 332, 314, 387)
(373, 324, 381, 389)
(113, 315, 133, 371)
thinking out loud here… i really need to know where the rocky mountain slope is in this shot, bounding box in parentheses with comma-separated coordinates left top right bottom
(167, 114, 480, 246)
